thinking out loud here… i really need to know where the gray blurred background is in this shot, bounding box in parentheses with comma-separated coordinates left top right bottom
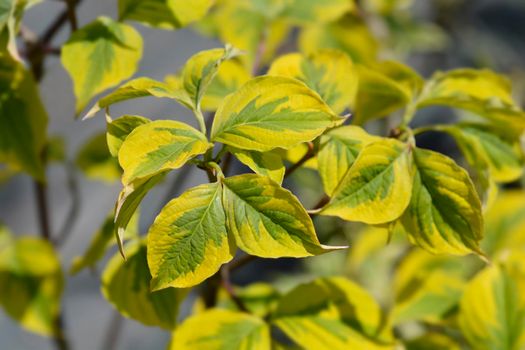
(1, 0, 525, 349)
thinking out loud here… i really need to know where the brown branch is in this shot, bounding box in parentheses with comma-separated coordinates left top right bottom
(63, 0, 78, 31)
(100, 311, 124, 350)
(34, 180, 52, 241)
(220, 266, 248, 312)
(284, 142, 315, 179)
(54, 161, 80, 247)
(229, 254, 257, 272)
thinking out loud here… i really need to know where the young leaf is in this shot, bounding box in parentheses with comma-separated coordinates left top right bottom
(118, 120, 211, 185)
(76, 132, 121, 182)
(181, 46, 241, 111)
(442, 124, 524, 183)
(353, 61, 422, 125)
(118, 0, 213, 29)
(70, 211, 139, 275)
(268, 49, 358, 114)
(101, 241, 187, 329)
(320, 138, 414, 224)
(61, 16, 143, 113)
(416, 69, 525, 132)
(147, 182, 234, 290)
(106, 115, 150, 157)
(401, 148, 484, 255)
(115, 174, 164, 258)
(169, 309, 271, 350)
(222, 174, 345, 258)
(459, 262, 525, 350)
(273, 277, 393, 349)
(199, 59, 251, 111)
(229, 147, 285, 184)
(0, 53, 48, 181)
(0, 236, 63, 337)
(84, 78, 191, 119)
(211, 76, 342, 152)
(317, 125, 380, 195)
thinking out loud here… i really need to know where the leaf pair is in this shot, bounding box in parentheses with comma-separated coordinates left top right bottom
(148, 174, 344, 290)
(318, 134, 484, 256)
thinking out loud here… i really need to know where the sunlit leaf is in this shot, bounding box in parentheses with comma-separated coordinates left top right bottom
(222, 174, 345, 257)
(0, 235, 63, 337)
(106, 115, 150, 157)
(118, 120, 211, 185)
(169, 309, 271, 350)
(321, 138, 414, 224)
(229, 147, 285, 184)
(401, 148, 484, 255)
(0, 53, 48, 180)
(280, 0, 353, 24)
(268, 49, 358, 114)
(84, 78, 191, 119)
(416, 69, 525, 132)
(217, 282, 280, 318)
(273, 277, 394, 350)
(118, 0, 213, 29)
(148, 182, 233, 290)
(101, 241, 187, 329)
(211, 76, 342, 152)
(459, 261, 525, 350)
(404, 333, 461, 350)
(61, 16, 143, 113)
(76, 132, 121, 182)
(317, 125, 380, 195)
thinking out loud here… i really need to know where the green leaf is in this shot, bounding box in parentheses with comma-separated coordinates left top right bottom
(0, 235, 63, 336)
(106, 115, 150, 157)
(70, 210, 139, 275)
(147, 182, 233, 290)
(320, 138, 414, 224)
(211, 76, 342, 152)
(222, 174, 345, 258)
(441, 124, 524, 183)
(298, 14, 378, 63)
(0, 53, 48, 181)
(405, 333, 461, 350)
(101, 241, 187, 329)
(273, 277, 394, 349)
(115, 174, 164, 258)
(392, 250, 465, 324)
(169, 309, 271, 350)
(200, 58, 251, 111)
(84, 77, 191, 119)
(459, 261, 525, 350)
(61, 16, 143, 113)
(181, 46, 241, 112)
(401, 148, 484, 255)
(118, 120, 211, 185)
(317, 125, 380, 196)
(354, 61, 422, 125)
(229, 147, 285, 184)
(118, 0, 213, 29)
(217, 282, 280, 318)
(0, 0, 40, 58)
(268, 49, 358, 114)
(76, 132, 121, 182)
(280, 0, 354, 24)
(416, 69, 525, 132)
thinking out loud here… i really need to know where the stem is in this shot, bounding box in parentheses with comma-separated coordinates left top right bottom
(284, 142, 314, 179)
(194, 107, 207, 135)
(412, 124, 448, 135)
(221, 153, 233, 176)
(64, 0, 78, 31)
(100, 311, 124, 350)
(229, 254, 257, 272)
(34, 180, 51, 241)
(156, 165, 193, 213)
(55, 161, 80, 247)
(220, 266, 248, 312)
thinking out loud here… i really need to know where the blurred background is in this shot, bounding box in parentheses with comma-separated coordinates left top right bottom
(1, 0, 525, 349)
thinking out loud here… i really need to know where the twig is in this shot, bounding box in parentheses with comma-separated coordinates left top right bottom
(221, 153, 233, 176)
(34, 180, 52, 241)
(156, 165, 193, 213)
(311, 195, 329, 212)
(229, 254, 257, 272)
(220, 266, 248, 312)
(284, 142, 315, 179)
(63, 0, 78, 31)
(55, 161, 80, 247)
(100, 311, 124, 350)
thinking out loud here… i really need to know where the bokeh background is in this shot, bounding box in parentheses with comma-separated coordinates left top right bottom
(1, 0, 525, 349)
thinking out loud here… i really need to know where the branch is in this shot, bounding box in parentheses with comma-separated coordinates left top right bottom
(220, 266, 248, 312)
(284, 142, 315, 179)
(54, 161, 80, 247)
(100, 311, 124, 350)
(63, 0, 78, 31)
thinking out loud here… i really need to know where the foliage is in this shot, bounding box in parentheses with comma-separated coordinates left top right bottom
(1, 0, 525, 349)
